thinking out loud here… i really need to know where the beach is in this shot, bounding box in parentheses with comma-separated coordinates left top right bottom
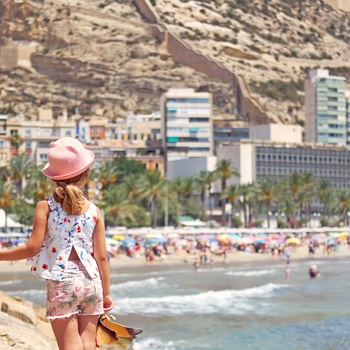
(1, 243, 350, 350)
(0, 243, 348, 273)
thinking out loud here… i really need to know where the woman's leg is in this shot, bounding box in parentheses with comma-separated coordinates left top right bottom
(79, 315, 100, 350)
(51, 315, 83, 350)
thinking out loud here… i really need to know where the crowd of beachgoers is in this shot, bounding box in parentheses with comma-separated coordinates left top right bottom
(104, 229, 350, 268)
(0, 228, 349, 271)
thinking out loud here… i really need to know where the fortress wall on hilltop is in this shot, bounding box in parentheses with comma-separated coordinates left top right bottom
(132, 0, 270, 124)
(149, 25, 166, 43)
(132, 0, 160, 23)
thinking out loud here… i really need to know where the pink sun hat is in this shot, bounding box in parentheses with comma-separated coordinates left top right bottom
(42, 137, 94, 180)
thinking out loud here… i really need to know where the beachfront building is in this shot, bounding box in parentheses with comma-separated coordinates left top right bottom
(213, 118, 249, 152)
(346, 90, 350, 145)
(216, 139, 350, 190)
(0, 107, 75, 167)
(305, 69, 347, 145)
(249, 123, 303, 143)
(160, 88, 213, 172)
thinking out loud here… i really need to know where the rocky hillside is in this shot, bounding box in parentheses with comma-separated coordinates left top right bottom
(2, 0, 350, 124)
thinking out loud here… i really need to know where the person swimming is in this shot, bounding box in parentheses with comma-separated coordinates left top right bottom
(309, 264, 320, 279)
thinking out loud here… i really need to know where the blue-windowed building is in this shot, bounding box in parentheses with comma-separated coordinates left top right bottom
(160, 89, 213, 171)
(305, 69, 347, 145)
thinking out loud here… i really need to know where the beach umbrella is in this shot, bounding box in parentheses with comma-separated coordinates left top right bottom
(218, 234, 229, 240)
(166, 233, 180, 239)
(337, 232, 348, 239)
(327, 239, 336, 246)
(329, 232, 340, 237)
(145, 232, 164, 239)
(269, 240, 278, 246)
(286, 237, 300, 245)
(112, 234, 125, 240)
(121, 237, 136, 245)
(240, 236, 254, 244)
(105, 237, 120, 246)
(146, 237, 168, 245)
(198, 234, 212, 239)
(254, 238, 267, 245)
(228, 233, 241, 240)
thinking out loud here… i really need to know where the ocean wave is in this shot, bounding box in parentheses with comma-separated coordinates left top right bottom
(113, 283, 288, 316)
(111, 277, 165, 291)
(110, 269, 191, 279)
(7, 289, 46, 304)
(0, 280, 22, 286)
(226, 269, 276, 277)
(132, 337, 186, 350)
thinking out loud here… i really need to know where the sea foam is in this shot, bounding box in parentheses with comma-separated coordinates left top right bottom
(112, 283, 288, 316)
(226, 269, 276, 277)
(111, 277, 164, 292)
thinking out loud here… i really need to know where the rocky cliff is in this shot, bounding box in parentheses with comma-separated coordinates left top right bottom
(1, 0, 350, 124)
(0, 290, 57, 349)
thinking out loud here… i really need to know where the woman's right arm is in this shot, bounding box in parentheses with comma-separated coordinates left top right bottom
(0, 200, 48, 261)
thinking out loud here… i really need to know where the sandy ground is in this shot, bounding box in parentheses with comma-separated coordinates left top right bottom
(0, 244, 348, 273)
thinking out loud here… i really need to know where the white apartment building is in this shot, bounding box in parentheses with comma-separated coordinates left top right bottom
(160, 88, 213, 171)
(305, 69, 347, 145)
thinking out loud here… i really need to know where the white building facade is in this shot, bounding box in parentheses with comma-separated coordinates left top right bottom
(160, 88, 213, 169)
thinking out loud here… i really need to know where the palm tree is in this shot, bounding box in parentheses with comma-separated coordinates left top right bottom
(138, 170, 167, 228)
(201, 171, 217, 226)
(97, 160, 119, 191)
(174, 176, 196, 209)
(279, 198, 293, 228)
(8, 153, 34, 199)
(100, 185, 138, 227)
(258, 178, 278, 228)
(317, 179, 333, 220)
(195, 171, 208, 206)
(302, 172, 314, 224)
(121, 173, 143, 203)
(239, 183, 256, 227)
(337, 189, 350, 226)
(215, 159, 239, 226)
(0, 180, 13, 232)
(220, 184, 240, 228)
(286, 173, 304, 228)
(24, 165, 54, 201)
(10, 133, 23, 156)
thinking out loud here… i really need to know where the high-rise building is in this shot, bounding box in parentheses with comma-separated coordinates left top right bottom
(160, 88, 213, 173)
(305, 69, 347, 145)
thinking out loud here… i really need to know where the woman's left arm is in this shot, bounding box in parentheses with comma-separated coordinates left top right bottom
(93, 207, 114, 312)
(0, 200, 48, 261)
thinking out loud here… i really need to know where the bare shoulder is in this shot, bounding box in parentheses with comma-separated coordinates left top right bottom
(35, 199, 50, 214)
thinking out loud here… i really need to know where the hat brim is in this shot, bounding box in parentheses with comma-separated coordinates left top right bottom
(42, 150, 94, 180)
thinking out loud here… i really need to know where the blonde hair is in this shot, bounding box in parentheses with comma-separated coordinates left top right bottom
(52, 169, 89, 215)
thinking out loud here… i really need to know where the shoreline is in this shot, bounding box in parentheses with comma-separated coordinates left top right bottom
(0, 245, 348, 274)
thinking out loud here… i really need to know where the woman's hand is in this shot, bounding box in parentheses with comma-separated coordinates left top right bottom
(103, 295, 114, 313)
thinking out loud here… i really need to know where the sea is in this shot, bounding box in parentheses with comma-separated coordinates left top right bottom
(1, 255, 350, 350)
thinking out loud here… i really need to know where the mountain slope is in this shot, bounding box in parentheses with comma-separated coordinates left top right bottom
(1, 0, 350, 124)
